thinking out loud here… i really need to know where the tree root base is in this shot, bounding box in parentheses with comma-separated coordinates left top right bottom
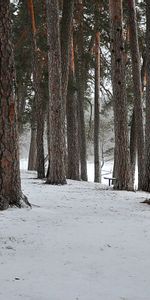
(140, 199, 150, 205)
(14, 193, 32, 209)
(0, 194, 32, 211)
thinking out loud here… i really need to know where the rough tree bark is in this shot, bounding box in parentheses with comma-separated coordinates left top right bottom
(46, 0, 74, 180)
(76, 0, 88, 181)
(109, 0, 132, 190)
(66, 37, 80, 180)
(144, 0, 150, 192)
(16, 73, 30, 135)
(60, 0, 74, 173)
(0, 0, 28, 210)
(46, 0, 66, 184)
(28, 97, 37, 171)
(127, 0, 145, 190)
(130, 110, 137, 188)
(61, 0, 74, 107)
(28, 0, 45, 179)
(94, 31, 101, 183)
(129, 56, 146, 188)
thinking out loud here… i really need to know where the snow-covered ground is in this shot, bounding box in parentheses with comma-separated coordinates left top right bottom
(20, 158, 138, 187)
(0, 169, 150, 300)
(20, 158, 114, 183)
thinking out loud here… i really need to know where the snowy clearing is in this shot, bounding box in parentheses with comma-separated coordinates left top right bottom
(0, 171, 150, 300)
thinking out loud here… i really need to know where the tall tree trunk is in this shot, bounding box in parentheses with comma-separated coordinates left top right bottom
(28, 97, 37, 171)
(16, 74, 29, 135)
(60, 0, 74, 173)
(130, 110, 137, 188)
(46, 111, 50, 178)
(28, 126, 37, 171)
(109, 0, 132, 190)
(36, 90, 45, 178)
(28, 0, 45, 179)
(144, 0, 150, 192)
(129, 56, 146, 188)
(66, 38, 80, 180)
(76, 57, 88, 181)
(76, 1, 87, 181)
(46, 0, 66, 184)
(36, 100, 45, 178)
(127, 0, 145, 190)
(0, 0, 25, 210)
(94, 31, 101, 183)
(61, 0, 74, 107)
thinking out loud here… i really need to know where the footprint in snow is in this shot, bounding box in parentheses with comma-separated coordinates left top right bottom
(5, 245, 15, 251)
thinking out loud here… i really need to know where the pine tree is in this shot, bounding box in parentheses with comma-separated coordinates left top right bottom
(127, 0, 145, 190)
(46, 0, 66, 184)
(61, 0, 74, 107)
(144, 0, 150, 192)
(28, 0, 45, 179)
(75, 0, 88, 181)
(109, 0, 132, 190)
(0, 0, 27, 209)
(66, 37, 80, 180)
(94, 1, 101, 183)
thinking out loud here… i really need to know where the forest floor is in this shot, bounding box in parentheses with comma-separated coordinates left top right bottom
(0, 168, 150, 300)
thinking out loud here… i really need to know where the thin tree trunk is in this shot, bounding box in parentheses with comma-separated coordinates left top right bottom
(17, 76, 29, 135)
(28, 98, 37, 171)
(109, 0, 132, 190)
(94, 31, 101, 183)
(141, 51, 146, 92)
(46, 111, 50, 178)
(76, 60, 88, 181)
(60, 0, 74, 173)
(28, 126, 37, 171)
(76, 1, 87, 181)
(130, 110, 137, 188)
(113, 147, 117, 178)
(66, 38, 80, 180)
(28, 0, 45, 179)
(61, 0, 74, 108)
(129, 57, 145, 188)
(36, 86, 45, 178)
(46, 0, 66, 184)
(144, 0, 150, 192)
(127, 0, 145, 190)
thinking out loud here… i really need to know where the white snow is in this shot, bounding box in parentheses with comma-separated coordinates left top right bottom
(87, 160, 138, 189)
(87, 160, 114, 183)
(0, 170, 150, 300)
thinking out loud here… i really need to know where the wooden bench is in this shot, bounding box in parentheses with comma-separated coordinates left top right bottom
(104, 177, 116, 186)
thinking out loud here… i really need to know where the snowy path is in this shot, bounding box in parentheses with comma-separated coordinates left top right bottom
(0, 171, 150, 300)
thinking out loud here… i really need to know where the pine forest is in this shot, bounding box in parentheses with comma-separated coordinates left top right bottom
(0, 1, 150, 299)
